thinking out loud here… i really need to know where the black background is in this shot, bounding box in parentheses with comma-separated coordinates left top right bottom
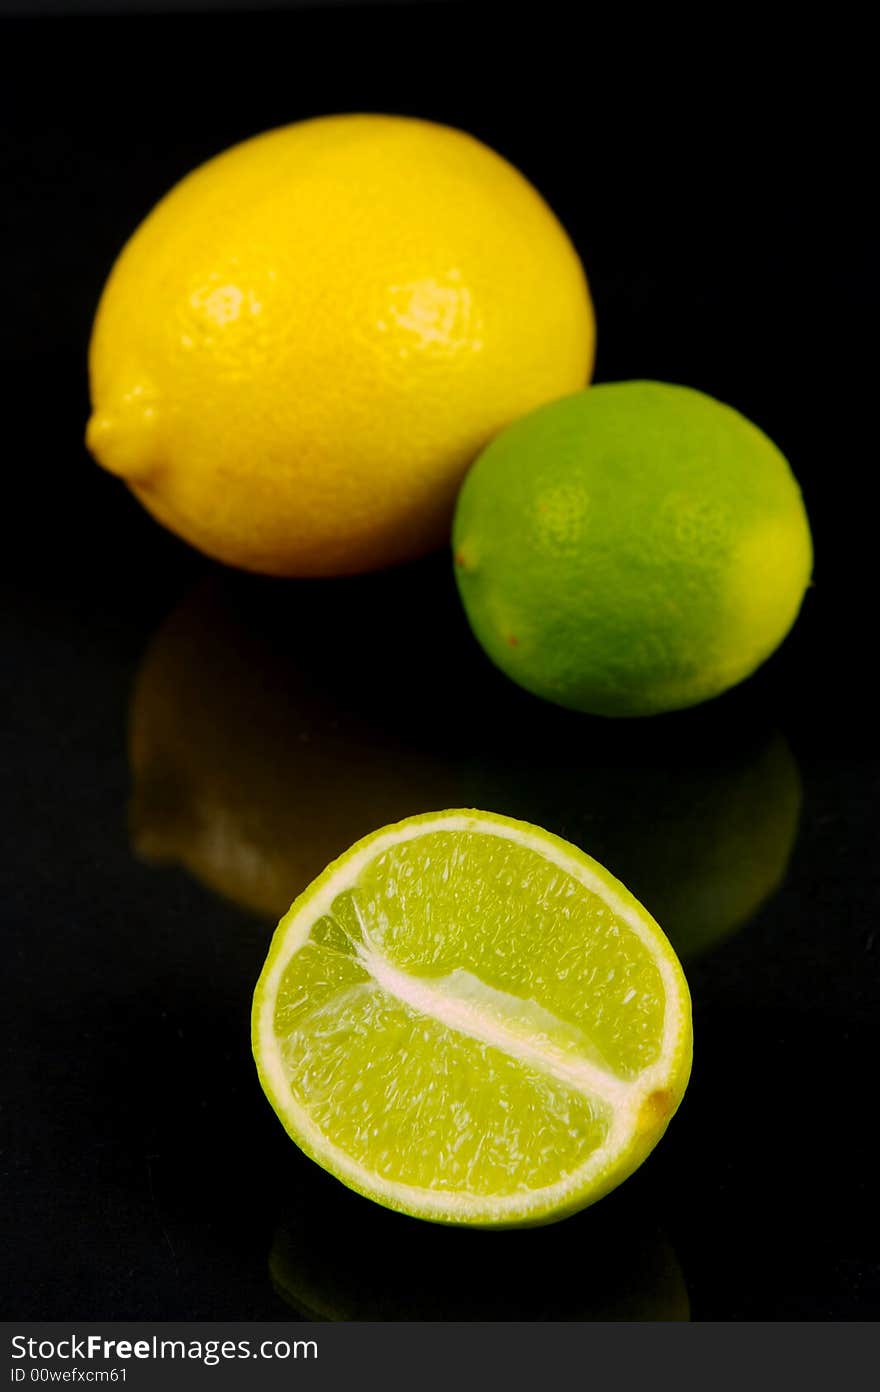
(2, 4, 877, 1320)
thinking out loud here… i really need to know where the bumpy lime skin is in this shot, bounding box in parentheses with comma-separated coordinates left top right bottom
(452, 382, 813, 717)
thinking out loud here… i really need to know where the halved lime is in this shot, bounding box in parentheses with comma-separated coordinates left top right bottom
(252, 809, 692, 1226)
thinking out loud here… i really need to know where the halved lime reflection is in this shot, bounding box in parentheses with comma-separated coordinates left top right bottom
(270, 1180, 689, 1321)
(128, 570, 801, 958)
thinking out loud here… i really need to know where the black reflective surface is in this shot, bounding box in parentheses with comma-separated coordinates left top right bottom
(3, 7, 877, 1320)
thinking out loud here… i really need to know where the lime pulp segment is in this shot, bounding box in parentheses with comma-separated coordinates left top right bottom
(252, 811, 692, 1225)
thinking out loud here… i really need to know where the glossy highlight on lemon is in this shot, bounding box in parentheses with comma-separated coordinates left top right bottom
(87, 115, 594, 576)
(453, 382, 813, 717)
(252, 809, 692, 1227)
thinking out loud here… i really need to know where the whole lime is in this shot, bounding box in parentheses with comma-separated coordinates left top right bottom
(452, 382, 813, 717)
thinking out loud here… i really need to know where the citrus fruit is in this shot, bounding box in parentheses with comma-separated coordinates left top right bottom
(252, 809, 692, 1226)
(86, 114, 594, 577)
(453, 381, 813, 716)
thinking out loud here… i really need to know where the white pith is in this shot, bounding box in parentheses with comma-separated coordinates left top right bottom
(362, 951, 631, 1108)
(255, 811, 690, 1222)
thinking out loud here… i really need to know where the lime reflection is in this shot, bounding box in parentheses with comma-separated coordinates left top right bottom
(269, 1180, 689, 1321)
(128, 570, 801, 958)
(470, 728, 803, 961)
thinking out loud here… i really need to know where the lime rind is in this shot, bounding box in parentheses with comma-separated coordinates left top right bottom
(252, 809, 692, 1227)
(452, 383, 812, 717)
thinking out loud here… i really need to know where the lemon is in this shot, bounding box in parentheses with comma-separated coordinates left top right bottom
(453, 382, 813, 716)
(252, 809, 692, 1226)
(86, 115, 594, 577)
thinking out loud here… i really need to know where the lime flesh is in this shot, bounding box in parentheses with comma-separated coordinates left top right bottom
(252, 810, 692, 1226)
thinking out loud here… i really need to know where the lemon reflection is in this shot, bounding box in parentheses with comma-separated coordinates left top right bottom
(129, 573, 801, 957)
(128, 575, 466, 920)
(270, 1181, 689, 1321)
